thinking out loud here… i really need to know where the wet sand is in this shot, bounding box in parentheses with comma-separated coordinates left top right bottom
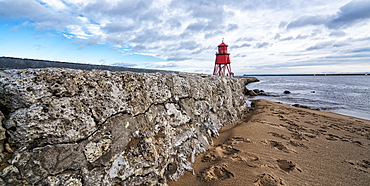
(169, 99, 370, 185)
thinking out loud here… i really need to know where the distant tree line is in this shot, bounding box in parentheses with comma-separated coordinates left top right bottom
(0, 57, 178, 74)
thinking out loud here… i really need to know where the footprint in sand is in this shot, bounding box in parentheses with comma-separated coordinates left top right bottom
(276, 159, 297, 172)
(289, 140, 308, 149)
(290, 132, 307, 141)
(326, 133, 340, 141)
(352, 140, 363, 145)
(235, 152, 260, 163)
(344, 160, 370, 173)
(254, 173, 283, 186)
(264, 140, 290, 153)
(226, 136, 252, 146)
(200, 164, 234, 181)
(325, 134, 363, 145)
(202, 144, 259, 162)
(339, 135, 354, 142)
(202, 145, 239, 162)
(303, 129, 319, 138)
(268, 132, 290, 140)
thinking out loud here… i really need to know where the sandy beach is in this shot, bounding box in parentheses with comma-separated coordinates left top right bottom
(169, 99, 370, 185)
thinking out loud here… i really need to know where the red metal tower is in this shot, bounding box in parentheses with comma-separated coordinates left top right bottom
(213, 40, 233, 76)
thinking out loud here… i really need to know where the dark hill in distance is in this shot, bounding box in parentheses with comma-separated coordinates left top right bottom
(0, 57, 178, 74)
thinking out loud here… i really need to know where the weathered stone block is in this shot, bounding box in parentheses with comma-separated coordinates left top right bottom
(0, 69, 258, 185)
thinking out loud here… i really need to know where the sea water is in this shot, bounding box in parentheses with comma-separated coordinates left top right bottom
(246, 76, 370, 120)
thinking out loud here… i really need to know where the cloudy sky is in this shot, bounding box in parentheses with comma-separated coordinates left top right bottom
(1, 0, 370, 75)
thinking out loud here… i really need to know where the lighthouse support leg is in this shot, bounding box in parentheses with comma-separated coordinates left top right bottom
(213, 64, 232, 76)
(213, 64, 226, 76)
(226, 64, 232, 76)
(213, 64, 219, 75)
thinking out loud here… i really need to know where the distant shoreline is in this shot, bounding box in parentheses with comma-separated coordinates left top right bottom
(243, 73, 368, 76)
(0, 56, 179, 74)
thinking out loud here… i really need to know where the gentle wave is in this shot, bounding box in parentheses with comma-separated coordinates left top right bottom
(246, 76, 370, 120)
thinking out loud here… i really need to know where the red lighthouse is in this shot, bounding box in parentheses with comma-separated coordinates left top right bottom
(213, 40, 233, 76)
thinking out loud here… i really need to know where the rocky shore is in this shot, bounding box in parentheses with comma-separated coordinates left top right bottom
(0, 68, 258, 185)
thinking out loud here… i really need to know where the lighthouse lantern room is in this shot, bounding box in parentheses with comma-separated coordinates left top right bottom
(213, 40, 233, 76)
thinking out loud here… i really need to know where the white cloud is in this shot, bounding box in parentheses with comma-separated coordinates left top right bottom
(38, 0, 67, 10)
(63, 33, 73, 39)
(2, 0, 370, 74)
(66, 25, 90, 39)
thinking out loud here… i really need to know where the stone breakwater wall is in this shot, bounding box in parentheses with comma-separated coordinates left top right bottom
(0, 68, 257, 185)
